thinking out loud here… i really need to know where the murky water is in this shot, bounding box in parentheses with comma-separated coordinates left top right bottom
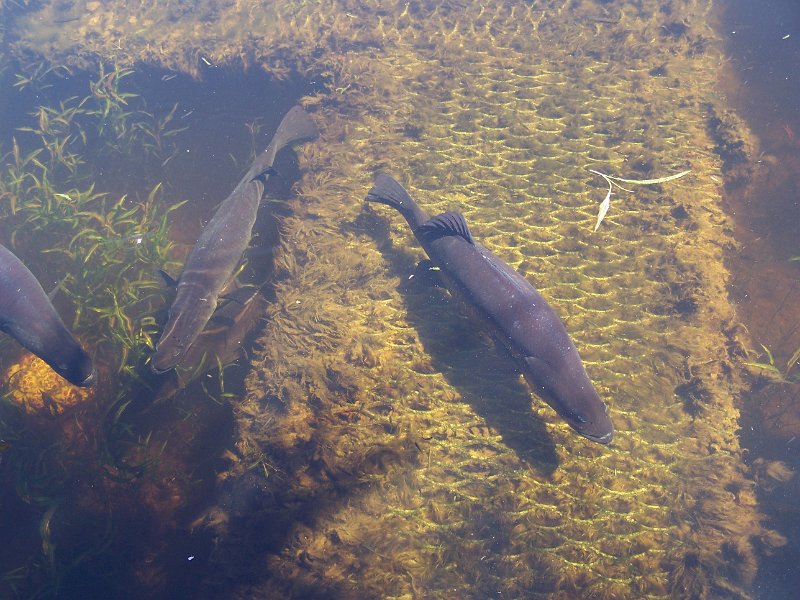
(0, 0, 798, 598)
(716, 2, 800, 598)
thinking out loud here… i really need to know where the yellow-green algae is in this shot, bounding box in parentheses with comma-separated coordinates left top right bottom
(9, 0, 784, 598)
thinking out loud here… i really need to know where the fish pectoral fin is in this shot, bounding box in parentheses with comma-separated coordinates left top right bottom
(253, 166, 278, 183)
(209, 314, 237, 327)
(219, 284, 258, 307)
(416, 211, 474, 245)
(158, 269, 179, 288)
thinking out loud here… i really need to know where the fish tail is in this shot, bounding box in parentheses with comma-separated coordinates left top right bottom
(366, 173, 429, 229)
(243, 106, 319, 183)
(272, 106, 320, 152)
(366, 173, 413, 209)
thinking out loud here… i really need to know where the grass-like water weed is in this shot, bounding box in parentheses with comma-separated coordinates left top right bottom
(0, 61, 191, 596)
(745, 343, 800, 384)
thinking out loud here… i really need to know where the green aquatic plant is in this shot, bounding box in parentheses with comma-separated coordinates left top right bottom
(0, 60, 204, 597)
(12, 61, 71, 93)
(2, 62, 186, 354)
(745, 343, 800, 384)
(101, 398, 170, 481)
(134, 102, 187, 160)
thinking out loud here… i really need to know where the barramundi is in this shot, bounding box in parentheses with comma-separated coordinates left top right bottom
(152, 106, 318, 373)
(0, 243, 95, 387)
(366, 174, 613, 444)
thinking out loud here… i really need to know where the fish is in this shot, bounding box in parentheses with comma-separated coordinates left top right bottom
(152, 283, 270, 402)
(152, 105, 319, 374)
(365, 174, 613, 444)
(0, 243, 96, 387)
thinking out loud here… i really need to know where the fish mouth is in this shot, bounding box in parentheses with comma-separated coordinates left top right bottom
(579, 428, 614, 445)
(150, 360, 173, 375)
(78, 369, 97, 388)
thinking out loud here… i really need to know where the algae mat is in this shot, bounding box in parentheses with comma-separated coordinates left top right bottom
(10, 0, 780, 598)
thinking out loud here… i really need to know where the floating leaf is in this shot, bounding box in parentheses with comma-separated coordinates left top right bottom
(595, 169, 692, 186)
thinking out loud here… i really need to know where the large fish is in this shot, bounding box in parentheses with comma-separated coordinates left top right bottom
(152, 284, 269, 403)
(152, 106, 319, 374)
(365, 174, 613, 444)
(0, 243, 96, 387)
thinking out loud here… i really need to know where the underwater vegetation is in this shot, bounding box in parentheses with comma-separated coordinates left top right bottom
(0, 0, 791, 598)
(746, 343, 800, 386)
(0, 61, 202, 597)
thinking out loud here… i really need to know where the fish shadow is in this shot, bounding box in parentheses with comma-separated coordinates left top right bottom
(175, 397, 419, 600)
(355, 207, 559, 475)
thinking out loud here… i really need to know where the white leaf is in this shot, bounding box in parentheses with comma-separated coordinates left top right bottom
(594, 186, 611, 231)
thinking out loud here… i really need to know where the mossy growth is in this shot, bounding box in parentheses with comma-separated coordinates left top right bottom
(0, 0, 782, 598)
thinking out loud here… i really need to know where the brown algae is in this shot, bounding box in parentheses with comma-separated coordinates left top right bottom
(1, 0, 782, 598)
(4, 352, 93, 414)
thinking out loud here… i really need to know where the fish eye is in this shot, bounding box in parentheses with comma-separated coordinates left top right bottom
(559, 406, 588, 425)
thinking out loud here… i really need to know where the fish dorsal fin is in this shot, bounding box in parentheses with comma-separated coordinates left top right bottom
(417, 212, 474, 245)
(158, 269, 179, 288)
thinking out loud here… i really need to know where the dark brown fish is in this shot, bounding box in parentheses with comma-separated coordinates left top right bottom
(152, 106, 319, 373)
(0, 243, 95, 387)
(152, 283, 269, 402)
(366, 174, 613, 444)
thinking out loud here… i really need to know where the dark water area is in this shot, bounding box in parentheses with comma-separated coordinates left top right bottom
(0, 58, 319, 599)
(717, 1, 800, 598)
(719, 0, 800, 259)
(2, 0, 799, 597)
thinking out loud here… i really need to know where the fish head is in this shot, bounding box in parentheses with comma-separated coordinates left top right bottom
(152, 296, 219, 374)
(55, 349, 97, 388)
(151, 341, 186, 374)
(522, 356, 614, 444)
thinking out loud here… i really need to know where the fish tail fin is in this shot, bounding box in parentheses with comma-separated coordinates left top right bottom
(366, 173, 414, 212)
(272, 106, 320, 152)
(366, 174, 429, 229)
(243, 106, 318, 182)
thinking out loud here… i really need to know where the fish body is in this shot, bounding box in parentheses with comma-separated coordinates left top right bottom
(152, 106, 319, 373)
(366, 174, 613, 444)
(153, 285, 269, 402)
(0, 244, 95, 387)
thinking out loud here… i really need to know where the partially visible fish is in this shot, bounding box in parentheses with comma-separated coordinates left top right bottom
(152, 282, 269, 402)
(366, 174, 613, 444)
(0, 243, 96, 387)
(152, 106, 319, 374)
